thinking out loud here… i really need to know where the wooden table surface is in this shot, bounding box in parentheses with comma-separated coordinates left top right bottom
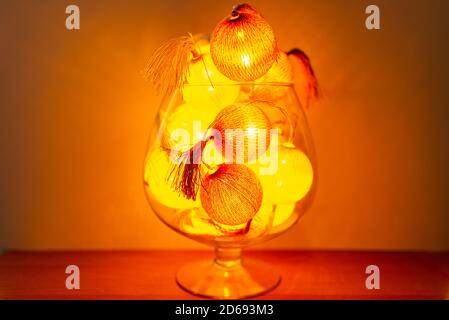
(0, 250, 447, 299)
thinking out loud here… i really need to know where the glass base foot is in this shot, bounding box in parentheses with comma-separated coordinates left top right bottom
(176, 253, 281, 299)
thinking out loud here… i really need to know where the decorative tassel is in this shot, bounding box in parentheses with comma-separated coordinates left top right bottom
(143, 34, 197, 96)
(168, 138, 210, 201)
(144, 148, 197, 209)
(287, 48, 320, 108)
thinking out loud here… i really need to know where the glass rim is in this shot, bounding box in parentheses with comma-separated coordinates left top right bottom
(182, 81, 294, 87)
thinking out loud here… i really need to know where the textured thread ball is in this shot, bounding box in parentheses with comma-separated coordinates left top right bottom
(211, 101, 272, 163)
(210, 4, 277, 81)
(200, 164, 263, 226)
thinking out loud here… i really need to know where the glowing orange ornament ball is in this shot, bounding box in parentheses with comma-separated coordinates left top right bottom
(211, 101, 272, 163)
(200, 164, 263, 226)
(210, 3, 278, 81)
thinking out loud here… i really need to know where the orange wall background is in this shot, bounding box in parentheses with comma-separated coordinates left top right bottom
(0, 0, 448, 251)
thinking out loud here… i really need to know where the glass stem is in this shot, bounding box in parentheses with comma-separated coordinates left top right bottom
(214, 247, 242, 269)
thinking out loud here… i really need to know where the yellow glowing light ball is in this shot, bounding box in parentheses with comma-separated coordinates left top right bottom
(183, 44, 239, 108)
(210, 4, 277, 81)
(163, 103, 219, 152)
(144, 148, 197, 209)
(250, 143, 314, 204)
